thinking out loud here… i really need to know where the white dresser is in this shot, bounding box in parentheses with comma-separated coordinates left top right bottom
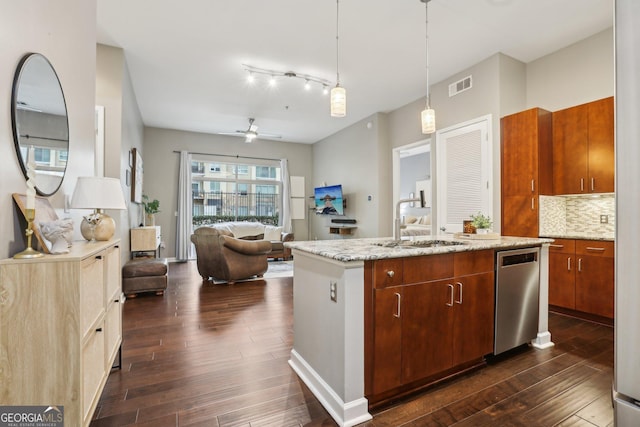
(0, 240, 123, 427)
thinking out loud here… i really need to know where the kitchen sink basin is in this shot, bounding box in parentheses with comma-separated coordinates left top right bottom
(373, 239, 467, 249)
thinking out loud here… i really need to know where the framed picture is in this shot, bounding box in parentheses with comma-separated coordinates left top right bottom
(131, 148, 143, 203)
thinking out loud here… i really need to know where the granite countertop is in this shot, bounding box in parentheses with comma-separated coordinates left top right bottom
(285, 235, 553, 262)
(539, 233, 614, 241)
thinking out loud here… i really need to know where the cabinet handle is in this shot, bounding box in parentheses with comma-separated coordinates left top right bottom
(531, 198, 535, 210)
(591, 177, 595, 191)
(114, 299, 120, 303)
(549, 244, 564, 248)
(115, 245, 120, 249)
(446, 284, 454, 307)
(386, 270, 395, 278)
(567, 257, 571, 271)
(455, 282, 463, 304)
(578, 258, 583, 272)
(580, 178, 584, 192)
(586, 247, 606, 252)
(96, 255, 103, 260)
(394, 293, 401, 318)
(95, 327, 103, 332)
(531, 179, 535, 193)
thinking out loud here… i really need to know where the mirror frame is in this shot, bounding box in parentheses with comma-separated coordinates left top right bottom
(11, 52, 69, 197)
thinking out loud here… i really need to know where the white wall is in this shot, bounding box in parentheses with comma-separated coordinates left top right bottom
(142, 127, 313, 258)
(0, 0, 97, 259)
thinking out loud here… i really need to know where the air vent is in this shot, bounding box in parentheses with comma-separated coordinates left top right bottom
(448, 75, 472, 97)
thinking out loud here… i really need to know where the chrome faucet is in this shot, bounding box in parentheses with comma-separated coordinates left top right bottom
(394, 190, 425, 240)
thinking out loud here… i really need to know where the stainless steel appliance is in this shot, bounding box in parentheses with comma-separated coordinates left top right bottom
(494, 247, 540, 355)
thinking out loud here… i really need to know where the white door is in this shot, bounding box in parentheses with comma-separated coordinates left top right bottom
(436, 115, 492, 233)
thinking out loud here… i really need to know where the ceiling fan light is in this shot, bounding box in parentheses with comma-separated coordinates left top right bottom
(421, 107, 436, 134)
(330, 85, 346, 117)
(245, 131, 257, 143)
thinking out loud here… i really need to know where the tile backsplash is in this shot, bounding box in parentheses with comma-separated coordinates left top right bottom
(539, 194, 615, 236)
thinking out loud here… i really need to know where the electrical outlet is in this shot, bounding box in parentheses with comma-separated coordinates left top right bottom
(329, 281, 337, 302)
(600, 214, 609, 224)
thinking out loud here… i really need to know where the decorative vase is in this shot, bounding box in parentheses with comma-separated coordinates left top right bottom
(145, 213, 155, 226)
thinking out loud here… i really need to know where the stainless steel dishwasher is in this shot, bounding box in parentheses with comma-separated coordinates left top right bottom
(494, 247, 540, 355)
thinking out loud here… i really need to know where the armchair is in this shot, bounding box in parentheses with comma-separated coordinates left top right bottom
(191, 227, 272, 284)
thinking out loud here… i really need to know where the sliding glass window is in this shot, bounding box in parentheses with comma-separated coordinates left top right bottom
(191, 159, 281, 226)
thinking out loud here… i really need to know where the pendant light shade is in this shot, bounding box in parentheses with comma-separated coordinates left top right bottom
(421, 107, 436, 134)
(330, 0, 346, 117)
(331, 85, 346, 117)
(420, 0, 435, 134)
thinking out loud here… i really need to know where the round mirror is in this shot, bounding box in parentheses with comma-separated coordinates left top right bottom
(11, 53, 69, 197)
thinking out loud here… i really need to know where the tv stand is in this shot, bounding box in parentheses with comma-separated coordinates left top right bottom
(329, 225, 357, 236)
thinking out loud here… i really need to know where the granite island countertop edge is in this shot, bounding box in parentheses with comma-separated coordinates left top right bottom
(285, 236, 554, 262)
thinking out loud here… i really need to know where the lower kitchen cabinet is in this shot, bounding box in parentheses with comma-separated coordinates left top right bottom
(548, 238, 614, 319)
(367, 250, 494, 400)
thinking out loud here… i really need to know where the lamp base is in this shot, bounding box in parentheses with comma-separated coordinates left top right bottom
(81, 213, 116, 241)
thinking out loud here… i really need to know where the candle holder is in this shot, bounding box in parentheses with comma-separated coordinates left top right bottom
(14, 208, 44, 259)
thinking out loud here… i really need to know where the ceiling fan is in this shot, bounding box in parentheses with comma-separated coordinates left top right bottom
(218, 118, 282, 143)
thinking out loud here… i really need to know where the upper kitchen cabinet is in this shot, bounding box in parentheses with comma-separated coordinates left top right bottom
(552, 97, 614, 195)
(500, 108, 552, 237)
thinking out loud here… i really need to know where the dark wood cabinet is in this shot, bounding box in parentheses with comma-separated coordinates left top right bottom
(548, 239, 614, 319)
(575, 240, 614, 318)
(500, 108, 552, 237)
(366, 250, 494, 402)
(552, 97, 614, 195)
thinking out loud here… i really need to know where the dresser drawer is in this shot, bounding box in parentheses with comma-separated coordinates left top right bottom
(80, 254, 105, 337)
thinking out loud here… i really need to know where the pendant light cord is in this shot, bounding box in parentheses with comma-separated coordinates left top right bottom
(425, 0, 430, 108)
(336, 0, 341, 86)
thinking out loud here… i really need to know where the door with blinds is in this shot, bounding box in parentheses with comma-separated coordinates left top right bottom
(436, 116, 492, 233)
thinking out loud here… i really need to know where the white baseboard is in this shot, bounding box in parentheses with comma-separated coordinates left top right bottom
(289, 350, 372, 427)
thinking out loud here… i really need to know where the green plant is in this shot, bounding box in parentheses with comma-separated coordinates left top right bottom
(142, 194, 160, 214)
(470, 212, 492, 229)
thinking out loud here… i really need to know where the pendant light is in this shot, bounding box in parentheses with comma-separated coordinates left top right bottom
(330, 0, 346, 117)
(421, 0, 435, 134)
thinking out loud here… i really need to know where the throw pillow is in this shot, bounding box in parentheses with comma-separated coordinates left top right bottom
(264, 225, 283, 242)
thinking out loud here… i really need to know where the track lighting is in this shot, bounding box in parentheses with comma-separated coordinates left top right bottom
(242, 64, 333, 95)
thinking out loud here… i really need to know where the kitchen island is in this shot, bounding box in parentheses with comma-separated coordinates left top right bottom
(285, 235, 553, 427)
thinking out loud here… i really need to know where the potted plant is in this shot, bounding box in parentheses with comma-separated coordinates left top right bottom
(142, 194, 160, 226)
(470, 212, 492, 234)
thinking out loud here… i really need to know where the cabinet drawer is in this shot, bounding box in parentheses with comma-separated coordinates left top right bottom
(373, 259, 403, 288)
(105, 298, 122, 368)
(104, 245, 121, 305)
(82, 322, 106, 422)
(576, 240, 614, 257)
(80, 255, 105, 336)
(454, 250, 494, 276)
(404, 254, 453, 284)
(548, 239, 575, 254)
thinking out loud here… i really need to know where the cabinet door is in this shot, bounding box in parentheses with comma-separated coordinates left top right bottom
(587, 97, 614, 193)
(371, 287, 402, 394)
(553, 104, 589, 194)
(402, 280, 454, 383)
(501, 109, 540, 197)
(502, 195, 538, 237)
(548, 253, 576, 309)
(452, 272, 495, 366)
(576, 255, 614, 318)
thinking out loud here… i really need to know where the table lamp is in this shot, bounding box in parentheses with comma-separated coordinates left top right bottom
(70, 176, 127, 241)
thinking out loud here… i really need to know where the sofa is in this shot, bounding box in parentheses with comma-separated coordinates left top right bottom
(208, 222, 294, 260)
(191, 226, 272, 284)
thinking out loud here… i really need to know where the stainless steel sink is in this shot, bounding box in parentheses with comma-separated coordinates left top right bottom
(373, 239, 467, 248)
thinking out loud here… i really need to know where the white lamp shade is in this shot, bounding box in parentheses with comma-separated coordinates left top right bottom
(70, 176, 127, 210)
(330, 85, 346, 117)
(421, 108, 436, 134)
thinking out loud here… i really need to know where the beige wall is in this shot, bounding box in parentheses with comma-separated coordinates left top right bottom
(0, 0, 97, 259)
(96, 44, 145, 264)
(142, 127, 313, 258)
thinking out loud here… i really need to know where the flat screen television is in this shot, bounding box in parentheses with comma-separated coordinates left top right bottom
(314, 184, 344, 215)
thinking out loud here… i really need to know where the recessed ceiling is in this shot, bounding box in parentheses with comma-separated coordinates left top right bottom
(96, 0, 613, 144)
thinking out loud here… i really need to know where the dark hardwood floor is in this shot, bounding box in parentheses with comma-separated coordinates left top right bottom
(91, 261, 614, 426)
